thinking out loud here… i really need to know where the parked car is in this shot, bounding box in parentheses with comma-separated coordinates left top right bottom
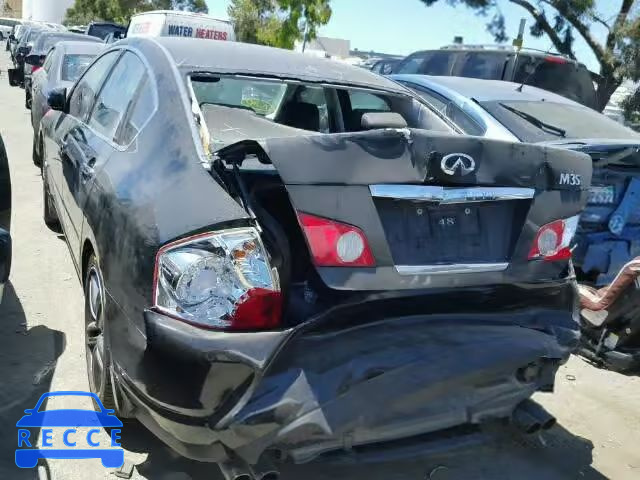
(40, 37, 589, 473)
(0, 17, 21, 42)
(0, 134, 11, 304)
(394, 45, 598, 109)
(8, 24, 47, 87)
(7, 23, 26, 56)
(85, 21, 126, 40)
(395, 74, 640, 371)
(20, 31, 103, 110)
(31, 41, 105, 166)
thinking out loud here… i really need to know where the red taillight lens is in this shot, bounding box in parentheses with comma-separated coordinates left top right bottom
(528, 215, 580, 261)
(545, 56, 568, 64)
(31, 65, 41, 73)
(297, 212, 375, 267)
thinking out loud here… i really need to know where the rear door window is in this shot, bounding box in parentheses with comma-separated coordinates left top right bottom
(88, 51, 146, 144)
(68, 51, 120, 121)
(117, 75, 157, 145)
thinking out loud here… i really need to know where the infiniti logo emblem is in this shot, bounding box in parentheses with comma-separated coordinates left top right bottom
(441, 153, 476, 176)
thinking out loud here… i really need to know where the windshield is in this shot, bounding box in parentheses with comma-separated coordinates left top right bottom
(481, 100, 640, 142)
(190, 75, 452, 151)
(61, 54, 96, 82)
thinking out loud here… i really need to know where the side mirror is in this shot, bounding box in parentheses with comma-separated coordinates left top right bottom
(47, 87, 67, 112)
(361, 112, 408, 130)
(25, 54, 41, 66)
(9, 34, 15, 41)
(7, 68, 20, 87)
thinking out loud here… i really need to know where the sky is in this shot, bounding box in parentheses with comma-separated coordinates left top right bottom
(205, 0, 626, 73)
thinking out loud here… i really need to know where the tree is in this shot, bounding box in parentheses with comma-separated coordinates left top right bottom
(228, 0, 332, 49)
(65, 0, 208, 25)
(419, 1, 640, 113)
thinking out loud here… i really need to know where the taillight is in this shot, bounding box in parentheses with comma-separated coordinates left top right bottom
(153, 227, 282, 331)
(545, 56, 567, 64)
(528, 215, 580, 261)
(297, 212, 375, 267)
(31, 65, 41, 73)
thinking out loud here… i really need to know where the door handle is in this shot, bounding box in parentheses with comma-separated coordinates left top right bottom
(80, 157, 96, 182)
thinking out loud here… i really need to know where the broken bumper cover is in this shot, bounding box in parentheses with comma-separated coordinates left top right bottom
(121, 281, 579, 464)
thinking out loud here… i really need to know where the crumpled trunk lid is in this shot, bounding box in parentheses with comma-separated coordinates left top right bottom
(244, 129, 592, 290)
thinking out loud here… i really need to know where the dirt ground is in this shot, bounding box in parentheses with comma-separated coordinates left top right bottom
(0, 51, 639, 480)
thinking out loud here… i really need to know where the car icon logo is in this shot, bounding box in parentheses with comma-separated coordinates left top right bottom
(15, 391, 124, 469)
(441, 153, 476, 176)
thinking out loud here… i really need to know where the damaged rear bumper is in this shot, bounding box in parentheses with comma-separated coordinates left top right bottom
(118, 281, 579, 464)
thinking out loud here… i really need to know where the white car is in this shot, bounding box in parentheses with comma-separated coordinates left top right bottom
(0, 17, 21, 41)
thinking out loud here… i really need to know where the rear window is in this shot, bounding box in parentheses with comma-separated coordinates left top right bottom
(395, 51, 454, 75)
(395, 50, 507, 80)
(61, 54, 96, 82)
(481, 100, 640, 142)
(513, 56, 597, 108)
(0, 19, 20, 27)
(88, 24, 125, 40)
(36, 34, 70, 53)
(190, 75, 453, 150)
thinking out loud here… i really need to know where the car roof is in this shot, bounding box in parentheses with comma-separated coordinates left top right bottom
(391, 74, 581, 106)
(35, 31, 102, 49)
(126, 36, 410, 95)
(55, 40, 105, 55)
(407, 47, 579, 64)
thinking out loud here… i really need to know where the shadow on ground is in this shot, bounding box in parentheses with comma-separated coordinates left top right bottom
(0, 282, 65, 479)
(118, 414, 607, 480)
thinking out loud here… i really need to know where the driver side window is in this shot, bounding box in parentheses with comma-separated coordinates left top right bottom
(68, 51, 119, 122)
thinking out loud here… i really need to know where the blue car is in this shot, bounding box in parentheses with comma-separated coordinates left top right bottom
(15, 391, 123, 468)
(394, 74, 640, 371)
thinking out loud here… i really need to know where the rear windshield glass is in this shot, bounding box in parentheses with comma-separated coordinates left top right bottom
(190, 75, 453, 150)
(481, 100, 640, 142)
(395, 51, 507, 80)
(88, 24, 125, 40)
(36, 34, 71, 53)
(0, 19, 20, 27)
(395, 51, 454, 75)
(513, 56, 597, 108)
(61, 54, 96, 82)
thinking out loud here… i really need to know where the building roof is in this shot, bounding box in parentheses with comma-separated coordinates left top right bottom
(140, 36, 409, 95)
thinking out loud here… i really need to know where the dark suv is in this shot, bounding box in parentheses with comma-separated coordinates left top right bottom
(394, 45, 598, 109)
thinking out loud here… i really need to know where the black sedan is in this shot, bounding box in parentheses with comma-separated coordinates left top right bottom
(31, 41, 104, 167)
(0, 134, 11, 303)
(40, 36, 591, 474)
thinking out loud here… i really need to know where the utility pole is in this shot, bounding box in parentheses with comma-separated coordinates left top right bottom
(511, 18, 526, 81)
(300, 5, 309, 52)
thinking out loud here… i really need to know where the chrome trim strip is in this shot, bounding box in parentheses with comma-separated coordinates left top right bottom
(396, 263, 509, 275)
(370, 185, 535, 204)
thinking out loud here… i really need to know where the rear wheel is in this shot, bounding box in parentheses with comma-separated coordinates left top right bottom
(32, 134, 40, 167)
(42, 162, 61, 232)
(84, 255, 116, 410)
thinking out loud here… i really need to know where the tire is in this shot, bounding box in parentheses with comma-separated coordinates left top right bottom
(42, 162, 61, 232)
(25, 90, 31, 110)
(84, 255, 116, 410)
(32, 134, 41, 167)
